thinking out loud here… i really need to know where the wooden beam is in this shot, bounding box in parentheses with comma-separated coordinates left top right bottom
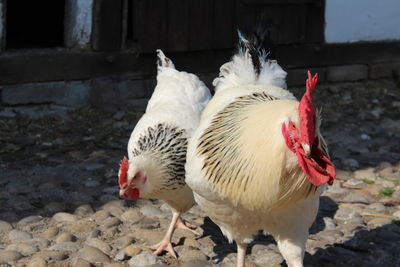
(1, 42, 400, 85)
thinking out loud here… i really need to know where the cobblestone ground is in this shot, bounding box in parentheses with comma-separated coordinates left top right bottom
(0, 79, 400, 267)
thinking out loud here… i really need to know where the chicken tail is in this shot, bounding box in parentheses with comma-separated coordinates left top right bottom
(156, 49, 175, 72)
(213, 30, 287, 92)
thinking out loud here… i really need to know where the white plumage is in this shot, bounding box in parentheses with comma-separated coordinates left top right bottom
(119, 49, 211, 257)
(186, 33, 334, 267)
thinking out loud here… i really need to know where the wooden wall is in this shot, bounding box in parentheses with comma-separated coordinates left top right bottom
(92, 0, 325, 52)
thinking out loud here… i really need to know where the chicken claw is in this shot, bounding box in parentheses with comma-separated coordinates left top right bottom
(150, 239, 177, 258)
(176, 218, 201, 236)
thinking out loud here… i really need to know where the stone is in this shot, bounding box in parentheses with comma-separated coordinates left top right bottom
(0, 250, 23, 264)
(113, 236, 135, 250)
(342, 193, 370, 204)
(334, 207, 363, 222)
(34, 250, 67, 261)
(102, 217, 122, 228)
(367, 218, 393, 228)
(180, 260, 212, 267)
(49, 242, 80, 252)
(56, 233, 77, 244)
(175, 246, 208, 262)
(53, 212, 78, 222)
(70, 258, 92, 267)
(92, 210, 111, 224)
(393, 210, 400, 220)
(9, 229, 33, 242)
(366, 203, 386, 212)
(85, 164, 105, 171)
(41, 227, 60, 239)
(17, 215, 43, 226)
(0, 221, 13, 232)
(335, 169, 352, 181)
(323, 217, 337, 230)
(128, 253, 165, 267)
(77, 246, 111, 264)
(327, 65, 368, 82)
(341, 158, 360, 169)
(6, 243, 38, 256)
(125, 245, 142, 256)
(26, 257, 47, 267)
(343, 179, 367, 189)
(354, 168, 377, 180)
(2, 81, 91, 108)
(89, 229, 101, 238)
(121, 209, 143, 223)
(74, 204, 94, 217)
(25, 238, 50, 250)
(140, 206, 164, 218)
(85, 238, 111, 255)
(114, 250, 129, 261)
(104, 264, 125, 267)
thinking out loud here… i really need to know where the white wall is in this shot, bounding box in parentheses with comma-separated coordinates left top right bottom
(325, 0, 400, 43)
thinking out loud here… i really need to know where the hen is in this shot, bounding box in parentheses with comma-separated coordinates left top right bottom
(118, 49, 211, 257)
(185, 32, 336, 267)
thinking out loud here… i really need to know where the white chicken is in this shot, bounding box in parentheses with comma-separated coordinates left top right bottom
(185, 32, 336, 267)
(118, 49, 211, 257)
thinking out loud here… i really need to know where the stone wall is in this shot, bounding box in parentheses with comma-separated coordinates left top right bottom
(0, 61, 399, 119)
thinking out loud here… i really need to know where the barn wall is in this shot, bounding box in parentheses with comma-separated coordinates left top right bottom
(325, 0, 400, 43)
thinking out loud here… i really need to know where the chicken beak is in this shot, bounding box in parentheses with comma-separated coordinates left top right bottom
(119, 183, 135, 198)
(119, 188, 127, 197)
(301, 143, 311, 157)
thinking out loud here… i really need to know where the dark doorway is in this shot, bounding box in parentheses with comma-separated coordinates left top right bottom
(6, 0, 65, 49)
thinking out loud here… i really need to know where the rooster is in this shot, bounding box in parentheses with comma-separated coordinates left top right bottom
(185, 32, 336, 267)
(118, 49, 211, 257)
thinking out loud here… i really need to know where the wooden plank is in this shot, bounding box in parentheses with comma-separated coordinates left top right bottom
(92, 0, 123, 51)
(0, 0, 6, 50)
(133, 0, 168, 53)
(189, 0, 214, 51)
(214, 0, 237, 49)
(279, 5, 307, 44)
(1, 42, 400, 85)
(242, 0, 318, 5)
(168, 0, 189, 52)
(305, 0, 325, 43)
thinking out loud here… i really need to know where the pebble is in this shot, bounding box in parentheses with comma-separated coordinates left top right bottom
(92, 210, 111, 224)
(49, 242, 80, 252)
(343, 179, 367, 189)
(367, 218, 393, 228)
(353, 168, 377, 180)
(70, 258, 92, 267)
(26, 257, 47, 267)
(128, 253, 165, 267)
(0, 250, 23, 264)
(342, 158, 360, 169)
(125, 245, 142, 256)
(17, 215, 43, 226)
(140, 206, 165, 218)
(8, 229, 33, 242)
(342, 193, 370, 204)
(323, 217, 337, 230)
(85, 163, 105, 171)
(175, 246, 208, 262)
(77, 246, 111, 264)
(40, 226, 59, 239)
(56, 232, 77, 244)
(0, 221, 13, 232)
(104, 264, 125, 267)
(121, 209, 143, 223)
(86, 238, 111, 255)
(53, 212, 78, 222)
(102, 217, 122, 228)
(34, 250, 67, 261)
(393, 210, 400, 220)
(113, 236, 135, 250)
(6, 243, 38, 256)
(74, 204, 94, 217)
(114, 250, 129, 261)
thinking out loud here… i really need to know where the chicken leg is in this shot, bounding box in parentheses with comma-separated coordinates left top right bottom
(236, 242, 248, 267)
(150, 211, 200, 258)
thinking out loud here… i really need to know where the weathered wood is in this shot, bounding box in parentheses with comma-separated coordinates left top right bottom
(213, 0, 237, 49)
(189, 0, 214, 51)
(168, 0, 190, 51)
(133, 0, 168, 53)
(242, 0, 319, 5)
(1, 42, 400, 85)
(305, 0, 325, 43)
(92, 0, 123, 51)
(0, 0, 6, 50)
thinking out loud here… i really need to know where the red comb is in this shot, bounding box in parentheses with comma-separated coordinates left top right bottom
(118, 156, 129, 188)
(299, 71, 318, 146)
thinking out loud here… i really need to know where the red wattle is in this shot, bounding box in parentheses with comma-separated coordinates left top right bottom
(127, 188, 140, 200)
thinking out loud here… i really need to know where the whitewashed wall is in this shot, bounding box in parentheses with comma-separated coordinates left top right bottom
(325, 0, 400, 43)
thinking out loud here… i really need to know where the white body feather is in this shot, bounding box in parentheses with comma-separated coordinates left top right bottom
(128, 51, 211, 213)
(186, 47, 324, 266)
